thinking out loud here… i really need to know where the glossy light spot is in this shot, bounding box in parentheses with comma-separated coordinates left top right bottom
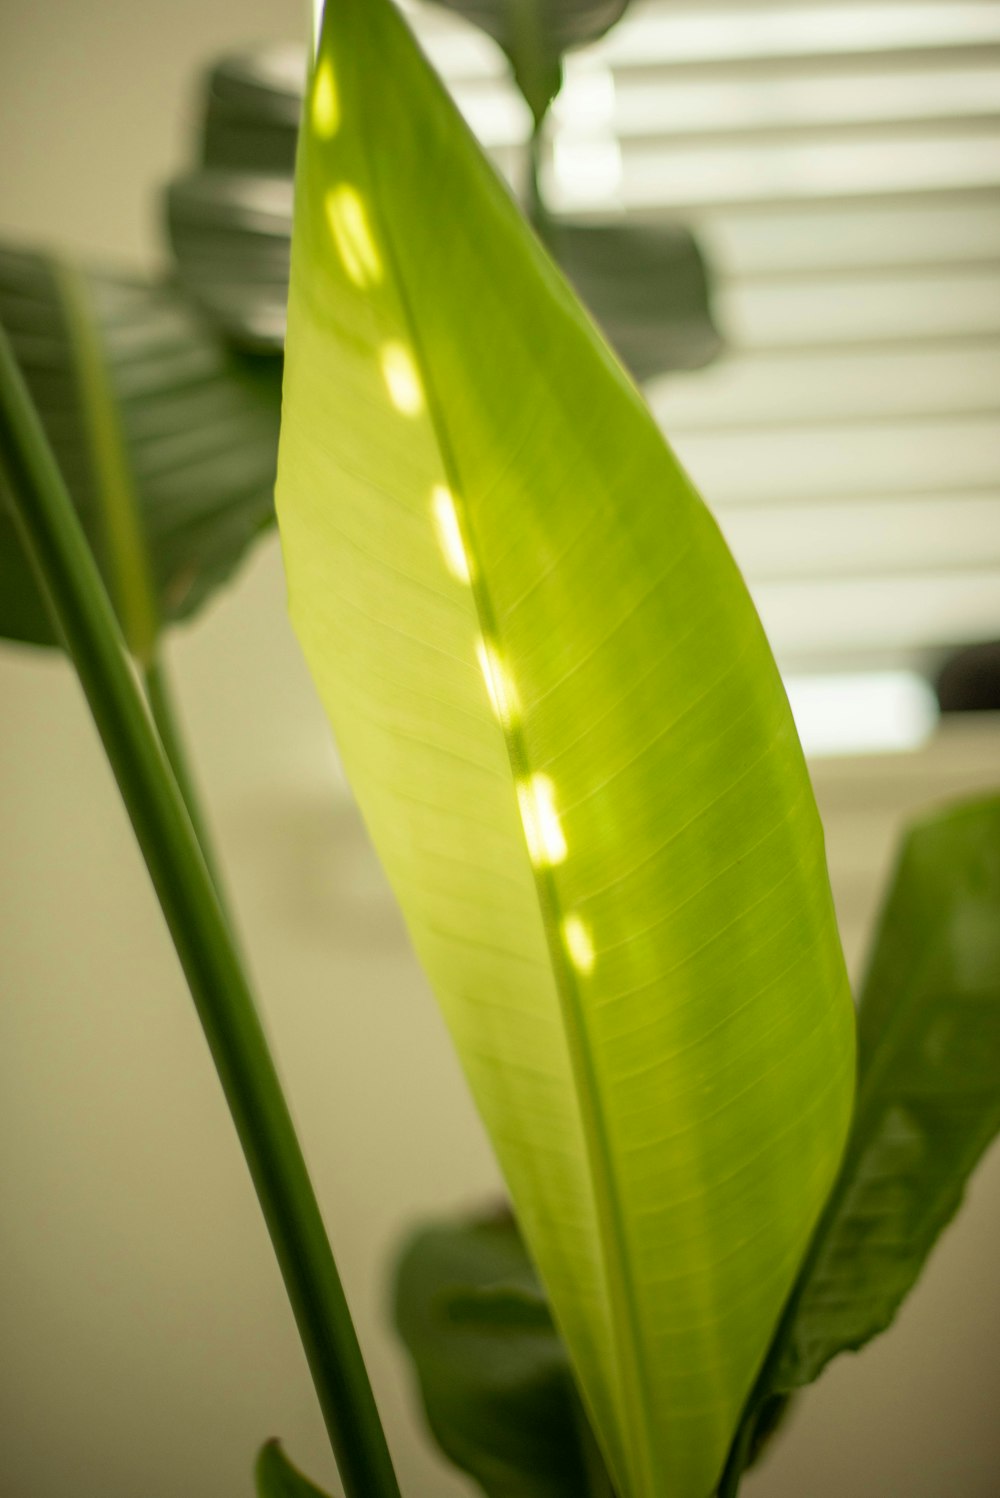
(311, 59, 340, 138)
(517, 774, 567, 867)
(477, 639, 519, 727)
(380, 342, 424, 416)
(325, 186, 382, 287)
(563, 914, 595, 975)
(432, 486, 471, 583)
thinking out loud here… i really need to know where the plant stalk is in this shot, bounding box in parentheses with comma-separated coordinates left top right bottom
(527, 117, 547, 233)
(0, 326, 401, 1498)
(142, 650, 230, 913)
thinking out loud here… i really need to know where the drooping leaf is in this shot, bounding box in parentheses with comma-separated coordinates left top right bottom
(434, 0, 630, 122)
(255, 1440, 333, 1498)
(275, 4, 855, 1496)
(769, 794, 1000, 1392)
(539, 219, 721, 381)
(0, 245, 281, 656)
(395, 1208, 613, 1498)
(165, 48, 719, 382)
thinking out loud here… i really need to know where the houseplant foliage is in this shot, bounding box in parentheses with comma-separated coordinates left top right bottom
(0, 243, 280, 658)
(394, 1208, 615, 1497)
(275, 1, 855, 1494)
(394, 795, 1000, 1495)
(2, 1, 998, 1496)
(165, 23, 719, 380)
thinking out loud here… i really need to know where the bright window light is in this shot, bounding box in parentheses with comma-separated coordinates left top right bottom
(784, 670, 938, 758)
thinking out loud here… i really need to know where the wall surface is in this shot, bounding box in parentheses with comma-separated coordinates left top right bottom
(1, 3, 999, 1497)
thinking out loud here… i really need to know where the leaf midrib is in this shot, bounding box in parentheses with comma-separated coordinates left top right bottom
(347, 25, 658, 1497)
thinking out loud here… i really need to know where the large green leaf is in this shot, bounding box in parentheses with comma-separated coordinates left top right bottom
(275, 4, 855, 1496)
(165, 49, 719, 382)
(0, 244, 281, 656)
(770, 794, 1000, 1391)
(434, 0, 630, 121)
(395, 1208, 613, 1498)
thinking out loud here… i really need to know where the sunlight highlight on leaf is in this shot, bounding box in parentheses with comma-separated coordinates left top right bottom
(518, 774, 567, 867)
(476, 638, 519, 727)
(325, 185, 382, 287)
(311, 58, 340, 139)
(563, 914, 596, 975)
(380, 341, 424, 415)
(432, 485, 472, 583)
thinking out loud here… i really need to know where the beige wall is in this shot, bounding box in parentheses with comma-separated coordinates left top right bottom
(1, 3, 998, 1496)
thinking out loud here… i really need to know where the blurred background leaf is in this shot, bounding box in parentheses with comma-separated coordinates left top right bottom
(0, 244, 281, 654)
(166, 51, 300, 351)
(539, 219, 720, 380)
(395, 1210, 613, 1498)
(165, 46, 719, 383)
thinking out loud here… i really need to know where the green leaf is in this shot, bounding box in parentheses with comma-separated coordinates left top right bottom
(395, 1208, 613, 1498)
(255, 1440, 334, 1498)
(169, 175, 721, 389)
(396, 1206, 787, 1495)
(166, 51, 301, 351)
(275, 4, 856, 1496)
(434, 0, 630, 122)
(166, 47, 718, 386)
(0, 244, 281, 655)
(770, 793, 1000, 1391)
(539, 219, 721, 382)
(200, 50, 302, 176)
(165, 49, 719, 384)
(166, 170, 292, 352)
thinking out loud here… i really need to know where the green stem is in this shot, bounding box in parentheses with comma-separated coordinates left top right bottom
(142, 651, 229, 912)
(0, 326, 401, 1498)
(528, 119, 544, 229)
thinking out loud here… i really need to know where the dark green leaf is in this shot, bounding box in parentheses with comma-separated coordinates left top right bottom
(394, 1210, 613, 1498)
(165, 47, 718, 383)
(166, 51, 301, 351)
(434, 1, 630, 122)
(255, 1440, 333, 1498)
(744, 1393, 794, 1471)
(0, 244, 280, 654)
(773, 794, 1000, 1390)
(200, 49, 302, 176)
(166, 171, 292, 352)
(539, 219, 720, 381)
